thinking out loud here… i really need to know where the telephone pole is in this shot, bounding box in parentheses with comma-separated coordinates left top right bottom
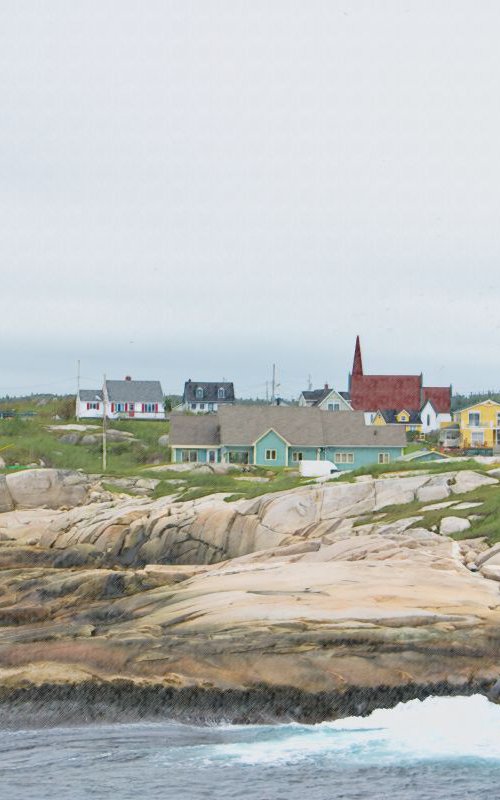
(102, 374, 107, 472)
(271, 363, 276, 405)
(76, 360, 80, 421)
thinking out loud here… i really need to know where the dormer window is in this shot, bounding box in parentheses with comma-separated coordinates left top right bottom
(196, 387, 204, 400)
(218, 387, 225, 400)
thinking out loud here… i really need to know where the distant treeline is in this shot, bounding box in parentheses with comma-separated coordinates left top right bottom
(452, 391, 500, 412)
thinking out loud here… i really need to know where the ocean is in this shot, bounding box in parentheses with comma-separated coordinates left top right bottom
(1, 695, 499, 799)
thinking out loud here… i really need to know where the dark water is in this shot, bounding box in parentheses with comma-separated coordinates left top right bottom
(1, 696, 499, 799)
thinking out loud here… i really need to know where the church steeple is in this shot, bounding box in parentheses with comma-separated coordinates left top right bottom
(352, 335, 363, 376)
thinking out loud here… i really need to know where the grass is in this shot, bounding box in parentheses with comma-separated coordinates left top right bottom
(150, 466, 309, 503)
(334, 458, 497, 482)
(0, 404, 169, 477)
(352, 481, 500, 545)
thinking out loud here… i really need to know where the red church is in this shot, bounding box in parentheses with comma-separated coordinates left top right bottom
(347, 336, 451, 430)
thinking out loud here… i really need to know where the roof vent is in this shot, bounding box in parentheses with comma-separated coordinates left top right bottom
(125, 376, 132, 381)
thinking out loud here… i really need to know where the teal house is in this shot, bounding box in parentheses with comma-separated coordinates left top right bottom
(169, 406, 406, 470)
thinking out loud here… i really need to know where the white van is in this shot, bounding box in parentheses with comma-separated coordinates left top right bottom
(299, 460, 339, 478)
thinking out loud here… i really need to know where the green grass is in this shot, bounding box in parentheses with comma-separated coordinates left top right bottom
(149, 466, 309, 503)
(0, 408, 169, 477)
(334, 458, 497, 482)
(352, 482, 500, 545)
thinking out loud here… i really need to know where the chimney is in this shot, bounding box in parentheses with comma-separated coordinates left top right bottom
(352, 335, 363, 377)
(324, 383, 329, 391)
(125, 376, 132, 381)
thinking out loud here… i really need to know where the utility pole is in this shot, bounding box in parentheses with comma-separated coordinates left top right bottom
(102, 374, 107, 472)
(271, 364, 276, 405)
(265, 381, 269, 403)
(308, 374, 312, 391)
(76, 359, 80, 421)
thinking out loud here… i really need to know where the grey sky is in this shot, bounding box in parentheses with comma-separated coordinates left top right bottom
(1, 1, 499, 398)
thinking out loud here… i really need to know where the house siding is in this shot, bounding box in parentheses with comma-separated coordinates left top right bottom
(325, 446, 404, 471)
(254, 430, 288, 467)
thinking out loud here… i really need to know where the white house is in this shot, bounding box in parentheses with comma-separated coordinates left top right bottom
(77, 378, 165, 420)
(419, 399, 452, 434)
(298, 384, 352, 412)
(179, 380, 235, 414)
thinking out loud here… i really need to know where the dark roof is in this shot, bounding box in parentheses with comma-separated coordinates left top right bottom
(422, 387, 451, 414)
(183, 381, 235, 403)
(170, 406, 406, 449)
(78, 389, 103, 402)
(105, 380, 164, 403)
(300, 388, 330, 404)
(169, 413, 221, 446)
(350, 374, 423, 412)
(378, 409, 422, 424)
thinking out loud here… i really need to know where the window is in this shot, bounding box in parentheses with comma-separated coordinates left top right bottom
(218, 387, 225, 400)
(143, 403, 157, 413)
(497, 413, 500, 427)
(191, 403, 196, 410)
(378, 453, 391, 464)
(292, 452, 303, 461)
(469, 412, 480, 426)
(128, 402, 134, 412)
(327, 402, 341, 411)
(115, 402, 125, 412)
(208, 403, 214, 411)
(265, 449, 277, 461)
(86, 402, 100, 410)
(471, 431, 484, 445)
(427, 414, 431, 426)
(182, 450, 198, 463)
(199, 403, 205, 410)
(335, 452, 354, 464)
(228, 451, 249, 464)
(196, 387, 204, 399)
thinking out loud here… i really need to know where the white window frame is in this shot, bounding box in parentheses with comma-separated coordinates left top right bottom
(469, 412, 480, 426)
(334, 452, 354, 464)
(265, 449, 277, 461)
(196, 387, 204, 400)
(292, 452, 303, 461)
(218, 387, 226, 399)
(378, 453, 391, 464)
(471, 431, 484, 445)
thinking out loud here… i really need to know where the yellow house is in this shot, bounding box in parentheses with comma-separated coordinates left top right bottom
(372, 409, 423, 434)
(455, 400, 500, 449)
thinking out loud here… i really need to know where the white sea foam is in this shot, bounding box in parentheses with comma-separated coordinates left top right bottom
(205, 695, 500, 766)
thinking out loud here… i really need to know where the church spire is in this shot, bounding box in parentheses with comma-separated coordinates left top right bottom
(352, 335, 363, 376)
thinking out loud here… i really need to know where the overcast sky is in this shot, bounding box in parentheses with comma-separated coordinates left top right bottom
(1, 1, 499, 399)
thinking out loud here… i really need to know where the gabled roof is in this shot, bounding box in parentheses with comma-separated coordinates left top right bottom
(78, 389, 103, 402)
(105, 380, 164, 403)
(183, 381, 235, 403)
(169, 413, 220, 446)
(300, 388, 329, 403)
(170, 406, 407, 449)
(350, 374, 423, 412)
(456, 398, 500, 414)
(377, 409, 422, 424)
(422, 387, 451, 414)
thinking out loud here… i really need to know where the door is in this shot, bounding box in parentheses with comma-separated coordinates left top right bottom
(208, 450, 216, 464)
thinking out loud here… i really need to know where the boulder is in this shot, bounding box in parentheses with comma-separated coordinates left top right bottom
(5, 469, 88, 509)
(0, 476, 14, 513)
(440, 516, 471, 535)
(450, 470, 498, 494)
(59, 434, 80, 445)
(476, 543, 500, 568)
(80, 435, 100, 445)
(416, 485, 450, 503)
(480, 564, 500, 582)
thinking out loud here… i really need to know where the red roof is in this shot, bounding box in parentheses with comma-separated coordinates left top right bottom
(423, 386, 451, 414)
(350, 374, 423, 411)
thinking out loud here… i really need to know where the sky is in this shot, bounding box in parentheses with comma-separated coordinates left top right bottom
(1, 1, 500, 399)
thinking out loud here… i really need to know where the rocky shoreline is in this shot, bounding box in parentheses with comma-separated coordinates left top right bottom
(1, 467, 500, 726)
